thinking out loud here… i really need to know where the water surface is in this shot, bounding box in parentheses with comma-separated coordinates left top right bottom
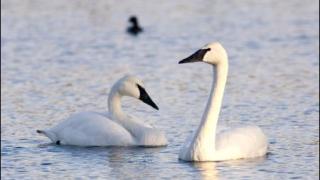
(1, 0, 319, 179)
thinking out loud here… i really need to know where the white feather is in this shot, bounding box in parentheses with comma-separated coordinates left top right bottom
(38, 76, 167, 147)
(179, 42, 268, 161)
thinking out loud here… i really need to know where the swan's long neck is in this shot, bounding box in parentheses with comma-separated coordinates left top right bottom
(108, 85, 150, 140)
(108, 86, 125, 119)
(190, 61, 228, 158)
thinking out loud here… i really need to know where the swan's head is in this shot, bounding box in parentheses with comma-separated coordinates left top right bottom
(116, 75, 159, 110)
(178, 42, 228, 65)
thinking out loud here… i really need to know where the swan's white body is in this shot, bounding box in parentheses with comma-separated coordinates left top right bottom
(178, 42, 268, 161)
(37, 76, 167, 147)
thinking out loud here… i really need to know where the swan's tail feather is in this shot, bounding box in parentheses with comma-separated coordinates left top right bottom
(36, 129, 58, 143)
(36, 130, 44, 134)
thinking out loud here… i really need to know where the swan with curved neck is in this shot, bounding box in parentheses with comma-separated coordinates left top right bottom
(178, 42, 268, 161)
(37, 75, 167, 147)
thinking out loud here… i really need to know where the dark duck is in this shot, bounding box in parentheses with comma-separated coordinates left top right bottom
(127, 16, 143, 35)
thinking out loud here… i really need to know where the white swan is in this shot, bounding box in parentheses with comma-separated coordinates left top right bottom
(178, 42, 268, 161)
(37, 75, 167, 147)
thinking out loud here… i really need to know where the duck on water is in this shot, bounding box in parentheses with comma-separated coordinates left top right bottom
(127, 16, 143, 36)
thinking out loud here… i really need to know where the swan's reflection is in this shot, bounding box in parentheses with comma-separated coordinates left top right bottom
(222, 156, 267, 167)
(37, 143, 267, 179)
(190, 162, 219, 180)
(106, 147, 165, 179)
(188, 156, 267, 180)
(37, 143, 167, 178)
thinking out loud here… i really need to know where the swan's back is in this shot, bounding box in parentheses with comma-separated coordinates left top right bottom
(42, 112, 134, 146)
(215, 126, 268, 160)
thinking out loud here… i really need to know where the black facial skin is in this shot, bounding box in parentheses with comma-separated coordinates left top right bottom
(137, 84, 159, 110)
(178, 48, 211, 64)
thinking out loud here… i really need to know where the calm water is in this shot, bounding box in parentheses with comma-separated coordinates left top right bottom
(1, 0, 319, 179)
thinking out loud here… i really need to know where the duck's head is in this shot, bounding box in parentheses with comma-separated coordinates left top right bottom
(116, 75, 158, 110)
(179, 42, 228, 65)
(129, 16, 138, 25)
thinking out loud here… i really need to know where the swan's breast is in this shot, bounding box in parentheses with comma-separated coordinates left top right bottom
(138, 128, 167, 146)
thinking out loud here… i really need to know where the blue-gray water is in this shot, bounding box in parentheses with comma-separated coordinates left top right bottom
(1, 0, 319, 179)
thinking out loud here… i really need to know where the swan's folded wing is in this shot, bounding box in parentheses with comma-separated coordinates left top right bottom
(49, 112, 134, 146)
(216, 126, 268, 159)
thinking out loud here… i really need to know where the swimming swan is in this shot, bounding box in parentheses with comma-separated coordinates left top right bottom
(37, 75, 167, 147)
(178, 42, 268, 161)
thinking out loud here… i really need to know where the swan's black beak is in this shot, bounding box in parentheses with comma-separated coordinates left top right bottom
(137, 84, 159, 110)
(178, 48, 211, 64)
